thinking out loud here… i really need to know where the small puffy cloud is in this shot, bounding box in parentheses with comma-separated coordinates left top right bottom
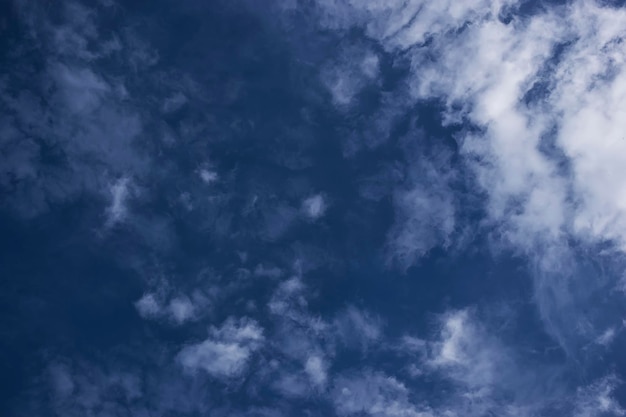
(168, 296, 196, 324)
(135, 293, 162, 319)
(105, 177, 132, 226)
(301, 194, 326, 220)
(304, 355, 328, 387)
(198, 168, 218, 184)
(177, 318, 264, 379)
(178, 341, 251, 378)
(135, 291, 208, 325)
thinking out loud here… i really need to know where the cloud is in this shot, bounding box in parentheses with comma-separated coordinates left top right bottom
(198, 168, 219, 185)
(301, 194, 327, 220)
(307, 0, 626, 357)
(42, 359, 144, 417)
(1, 1, 152, 217)
(572, 376, 625, 417)
(320, 44, 381, 108)
(105, 177, 132, 226)
(135, 290, 208, 325)
(332, 370, 432, 417)
(177, 318, 264, 379)
(427, 310, 509, 391)
(304, 355, 328, 388)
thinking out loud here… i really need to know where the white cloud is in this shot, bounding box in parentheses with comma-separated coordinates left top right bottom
(1, 1, 151, 218)
(168, 296, 196, 324)
(428, 310, 502, 390)
(178, 340, 251, 378)
(105, 177, 131, 226)
(135, 293, 162, 319)
(595, 327, 617, 347)
(302, 194, 326, 219)
(177, 318, 264, 379)
(198, 168, 218, 184)
(312, 0, 626, 355)
(573, 376, 625, 417)
(304, 355, 328, 387)
(332, 371, 432, 417)
(321, 45, 381, 108)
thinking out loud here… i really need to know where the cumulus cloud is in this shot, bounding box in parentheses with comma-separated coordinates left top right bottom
(168, 296, 197, 324)
(177, 318, 264, 379)
(304, 355, 328, 387)
(135, 291, 207, 325)
(301, 194, 327, 220)
(135, 293, 162, 319)
(198, 168, 218, 185)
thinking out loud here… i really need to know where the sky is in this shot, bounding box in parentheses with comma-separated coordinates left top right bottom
(2, 0, 626, 416)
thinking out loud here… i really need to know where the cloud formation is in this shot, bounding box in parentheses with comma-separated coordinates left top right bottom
(177, 318, 264, 379)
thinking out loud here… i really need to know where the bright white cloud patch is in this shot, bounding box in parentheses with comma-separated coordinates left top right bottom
(429, 310, 504, 390)
(177, 318, 264, 379)
(302, 194, 326, 219)
(198, 168, 218, 184)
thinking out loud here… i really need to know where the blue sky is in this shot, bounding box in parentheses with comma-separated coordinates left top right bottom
(2, 0, 626, 416)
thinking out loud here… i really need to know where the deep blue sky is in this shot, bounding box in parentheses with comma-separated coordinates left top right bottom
(2, 0, 626, 416)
